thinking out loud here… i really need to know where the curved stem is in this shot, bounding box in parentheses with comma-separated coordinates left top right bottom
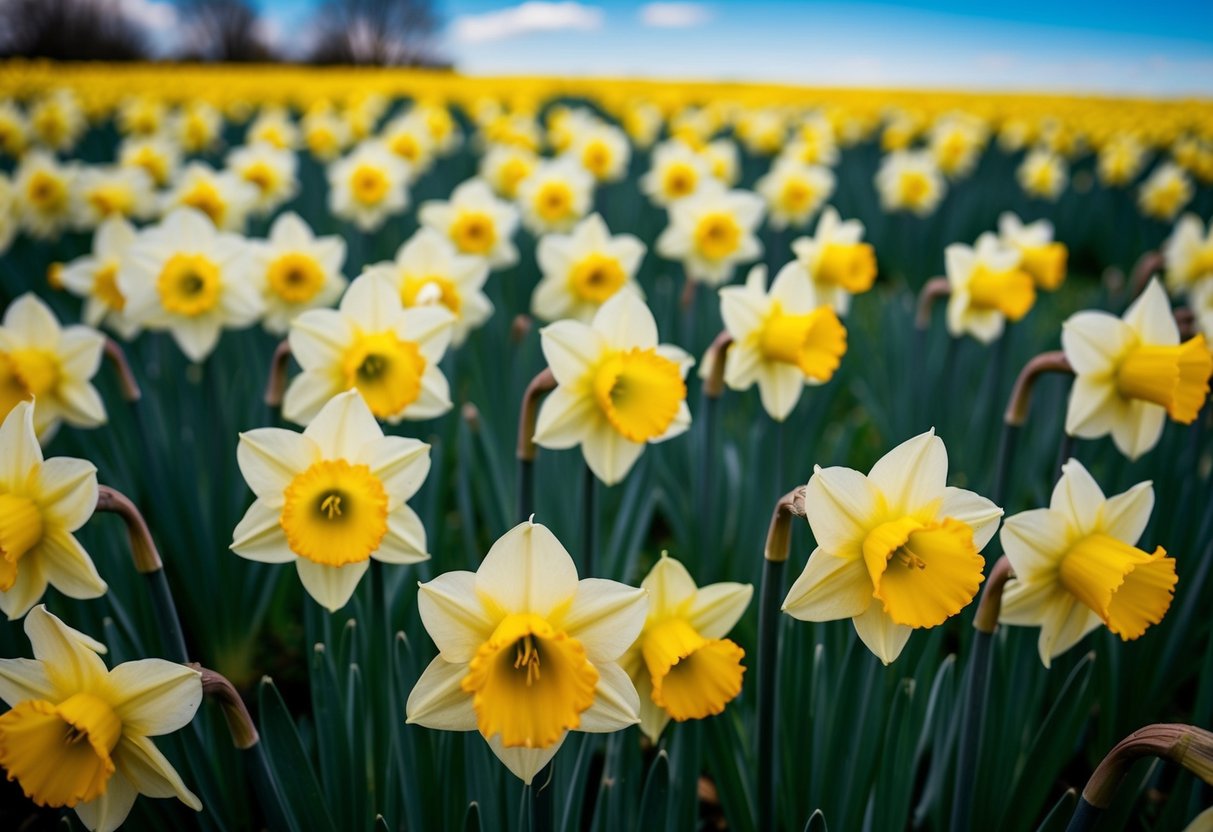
(914, 276, 951, 331)
(103, 338, 142, 402)
(516, 367, 557, 522)
(264, 339, 291, 410)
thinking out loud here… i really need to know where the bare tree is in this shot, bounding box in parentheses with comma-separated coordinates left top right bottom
(308, 0, 443, 66)
(0, 0, 149, 60)
(177, 0, 278, 62)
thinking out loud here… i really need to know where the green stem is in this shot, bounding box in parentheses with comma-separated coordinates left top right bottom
(950, 629, 992, 831)
(517, 457, 534, 522)
(147, 567, 189, 664)
(1063, 797, 1102, 832)
(583, 464, 598, 577)
(991, 423, 1019, 508)
(756, 555, 786, 832)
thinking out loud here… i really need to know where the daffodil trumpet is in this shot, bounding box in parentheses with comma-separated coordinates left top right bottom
(516, 368, 557, 521)
(94, 485, 189, 664)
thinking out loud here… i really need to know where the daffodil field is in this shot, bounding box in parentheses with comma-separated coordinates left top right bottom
(1, 61, 1213, 832)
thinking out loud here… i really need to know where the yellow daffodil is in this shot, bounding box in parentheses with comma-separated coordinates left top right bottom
(1163, 214, 1213, 295)
(1097, 134, 1148, 187)
(534, 291, 692, 485)
(118, 135, 180, 190)
(517, 158, 594, 235)
(162, 162, 258, 233)
(1139, 162, 1194, 221)
(479, 144, 538, 200)
(569, 122, 630, 183)
(532, 213, 645, 324)
(998, 212, 1068, 291)
(0, 401, 104, 618)
(656, 181, 764, 286)
(60, 217, 142, 340)
(1018, 148, 1068, 201)
(233, 389, 430, 611)
(641, 140, 713, 207)
(945, 232, 1036, 343)
(283, 273, 453, 425)
(251, 212, 347, 335)
(419, 178, 520, 270)
(0, 605, 202, 831)
(1000, 459, 1176, 666)
(780, 207, 876, 314)
(227, 142, 300, 217)
(623, 554, 751, 742)
(1062, 279, 1212, 459)
(119, 207, 263, 363)
(71, 165, 155, 229)
(0, 294, 107, 440)
(363, 227, 493, 347)
(14, 151, 76, 240)
(875, 149, 945, 216)
(756, 158, 835, 231)
(327, 141, 411, 233)
(783, 429, 1002, 664)
(406, 519, 647, 782)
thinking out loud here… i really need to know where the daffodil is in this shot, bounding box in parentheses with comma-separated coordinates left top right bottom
(945, 233, 1036, 343)
(29, 90, 85, 152)
(622, 554, 751, 742)
(414, 101, 461, 155)
(119, 207, 263, 363)
(1191, 278, 1213, 340)
(875, 149, 945, 216)
(251, 212, 347, 335)
(283, 273, 453, 425)
(1017, 148, 1068, 201)
(569, 122, 630, 183)
(0, 102, 30, 158)
(703, 139, 740, 186)
(233, 389, 430, 611)
(327, 141, 411, 233)
(1162, 214, 1213, 295)
(381, 112, 436, 178)
(1138, 162, 1193, 221)
(116, 96, 165, 137)
(516, 158, 594, 235)
(301, 107, 351, 162)
(172, 101, 221, 155)
(779, 207, 876, 314)
(1000, 459, 1177, 666)
(534, 291, 692, 485)
(641, 140, 712, 207)
(71, 165, 155, 229)
(1062, 279, 1212, 459)
(755, 159, 835, 231)
(227, 142, 300, 217)
(161, 162, 258, 233)
(247, 107, 299, 150)
(656, 181, 764, 286)
(13, 151, 76, 240)
(719, 265, 846, 420)
(479, 144, 538, 200)
(622, 101, 662, 149)
(0, 605, 202, 831)
(929, 114, 986, 179)
(406, 518, 647, 783)
(118, 135, 181, 189)
(0, 174, 16, 255)
(788, 113, 839, 166)
(532, 213, 645, 324)
(0, 294, 107, 440)
(782, 429, 1002, 664)
(997, 212, 1068, 291)
(1097, 134, 1148, 187)
(419, 178, 520, 270)
(60, 217, 142, 340)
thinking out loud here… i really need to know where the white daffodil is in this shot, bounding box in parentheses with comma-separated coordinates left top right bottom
(756, 158, 835, 231)
(1017, 148, 1068, 201)
(233, 389, 430, 612)
(0, 401, 104, 619)
(516, 158, 594, 236)
(719, 265, 846, 421)
(532, 213, 645, 324)
(622, 101, 662, 149)
(327, 140, 411, 233)
(172, 101, 222, 155)
(997, 212, 1068, 291)
(0, 101, 30, 158)
(60, 216, 142, 340)
(118, 135, 181, 190)
(0, 294, 106, 440)
(569, 122, 630, 183)
(1097, 134, 1148, 187)
(780, 207, 876, 314)
(251, 212, 347, 335)
(13, 151, 76, 240)
(419, 178, 520, 270)
(534, 291, 692, 485)
(1000, 459, 1176, 667)
(414, 101, 461, 155)
(479, 144, 538, 200)
(70, 165, 155, 229)
(928, 114, 986, 179)
(283, 273, 453, 425)
(788, 113, 839, 166)
(641, 140, 713, 207)
(116, 96, 166, 137)
(1191, 278, 1213, 340)
(783, 429, 1002, 664)
(247, 107, 299, 150)
(656, 181, 764, 286)
(1162, 214, 1213, 295)
(1062, 279, 1212, 459)
(120, 207, 263, 363)
(29, 90, 85, 152)
(0, 605, 202, 831)
(362, 227, 492, 347)
(227, 142, 300, 217)
(875, 149, 945, 216)
(407, 519, 647, 783)
(161, 162, 258, 233)
(381, 112, 436, 179)
(1138, 162, 1193, 222)
(623, 554, 751, 742)
(302, 107, 351, 162)
(945, 232, 1036, 344)
(0, 174, 16, 255)
(703, 138, 740, 186)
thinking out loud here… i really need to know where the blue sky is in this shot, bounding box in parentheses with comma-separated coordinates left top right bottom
(233, 0, 1213, 94)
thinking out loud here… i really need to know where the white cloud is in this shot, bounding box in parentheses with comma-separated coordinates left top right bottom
(639, 2, 713, 28)
(117, 0, 177, 31)
(450, 2, 604, 44)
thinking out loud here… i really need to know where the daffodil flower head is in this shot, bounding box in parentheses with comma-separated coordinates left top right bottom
(998, 212, 1068, 291)
(327, 140, 411, 233)
(570, 122, 631, 183)
(251, 211, 347, 336)
(0, 293, 107, 441)
(1062, 279, 1212, 459)
(875, 149, 945, 216)
(283, 272, 454, 425)
(517, 157, 594, 235)
(1017, 148, 1069, 201)
(720, 265, 847, 421)
(1162, 213, 1213, 295)
(71, 164, 156, 229)
(227, 141, 300, 217)
(14, 151, 76, 240)
(640, 140, 713, 207)
(945, 232, 1037, 344)
(784, 206, 877, 315)
(532, 213, 646, 324)
(1000, 459, 1177, 666)
(1138, 162, 1193, 222)
(755, 158, 835, 231)
(782, 429, 1003, 664)
(479, 143, 538, 200)
(623, 553, 752, 742)
(407, 518, 647, 783)
(233, 389, 432, 612)
(419, 178, 520, 270)
(0, 605, 201, 831)
(655, 180, 765, 286)
(534, 291, 693, 485)
(161, 161, 258, 232)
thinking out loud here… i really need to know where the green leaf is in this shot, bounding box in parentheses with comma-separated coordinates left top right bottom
(257, 676, 338, 832)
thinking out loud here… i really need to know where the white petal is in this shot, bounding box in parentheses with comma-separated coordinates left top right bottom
(282, 372, 341, 427)
(578, 661, 640, 732)
(24, 604, 109, 694)
(74, 769, 137, 832)
(231, 500, 295, 563)
(417, 571, 494, 663)
(0, 402, 43, 490)
(114, 734, 201, 809)
(1000, 508, 1071, 583)
(852, 604, 913, 665)
(1036, 593, 1101, 668)
(1109, 400, 1166, 460)
(37, 527, 106, 599)
(533, 386, 596, 450)
(487, 732, 565, 784)
(580, 420, 645, 486)
(33, 456, 98, 530)
(0, 559, 48, 620)
(0, 657, 56, 706)
(560, 579, 648, 663)
(289, 311, 352, 369)
(405, 655, 478, 730)
(1123, 279, 1179, 345)
(236, 429, 317, 499)
(803, 465, 882, 559)
(295, 558, 368, 612)
(360, 435, 430, 502)
(374, 505, 429, 564)
(539, 320, 602, 387)
(302, 389, 383, 458)
(1100, 480, 1153, 544)
(476, 520, 579, 616)
(782, 548, 872, 621)
(592, 291, 658, 350)
(639, 555, 697, 617)
(757, 364, 804, 422)
(867, 430, 948, 516)
(105, 660, 202, 736)
(1061, 312, 1133, 375)
(1051, 459, 1106, 534)
(938, 487, 1002, 550)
